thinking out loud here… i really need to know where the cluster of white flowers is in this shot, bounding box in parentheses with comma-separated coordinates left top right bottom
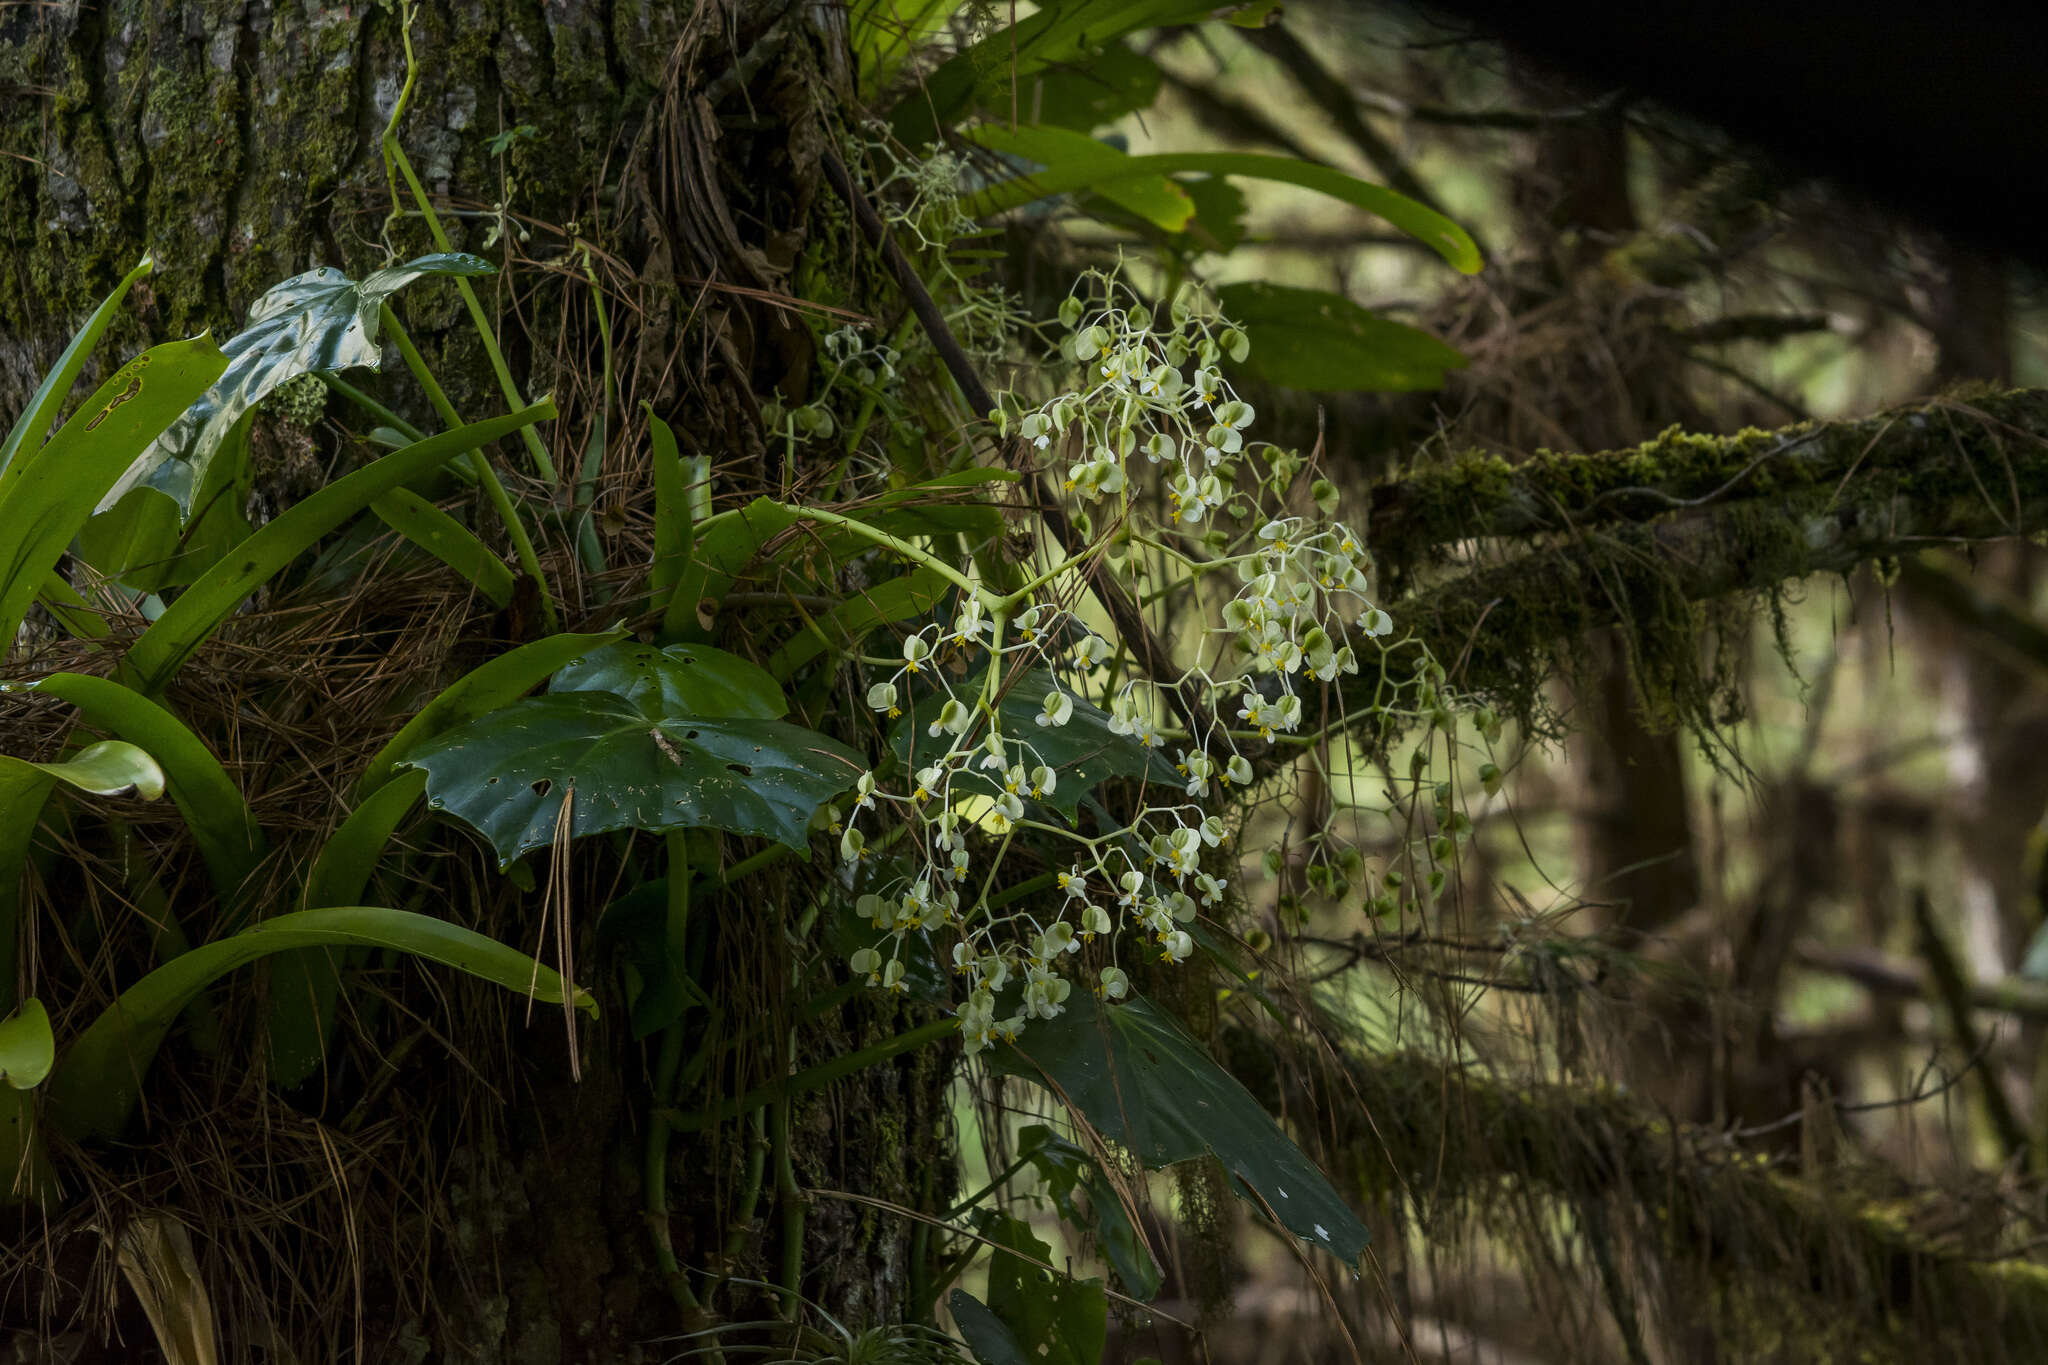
(834, 269, 1403, 1055)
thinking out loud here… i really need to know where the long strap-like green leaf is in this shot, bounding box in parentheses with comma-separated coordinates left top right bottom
(120, 399, 555, 695)
(47, 905, 598, 1140)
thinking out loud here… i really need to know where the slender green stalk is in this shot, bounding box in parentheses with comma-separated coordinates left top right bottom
(771, 1092, 805, 1319)
(380, 306, 558, 633)
(377, 4, 558, 487)
(722, 1107, 771, 1263)
(777, 504, 996, 609)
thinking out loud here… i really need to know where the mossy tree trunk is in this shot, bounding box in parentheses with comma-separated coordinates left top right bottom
(1, 4, 947, 1360)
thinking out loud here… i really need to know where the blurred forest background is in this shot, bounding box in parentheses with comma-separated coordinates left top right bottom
(1074, 3, 2048, 1361)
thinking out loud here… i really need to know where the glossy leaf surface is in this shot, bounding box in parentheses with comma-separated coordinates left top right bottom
(96, 254, 495, 517)
(401, 642, 862, 866)
(1215, 281, 1468, 392)
(992, 990, 1370, 1263)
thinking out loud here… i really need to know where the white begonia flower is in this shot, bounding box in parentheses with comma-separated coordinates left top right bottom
(1224, 754, 1254, 787)
(857, 893, 887, 928)
(1257, 519, 1295, 557)
(1058, 865, 1089, 899)
(1145, 432, 1178, 464)
(902, 633, 932, 672)
(952, 941, 977, 975)
(1098, 965, 1130, 1000)
(1081, 903, 1112, 939)
(839, 826, 866, 863)
(913, 764, 943, 802)
(1036, 921, 1079, 958)
(850, 947, 882, 981)
(1201, 815, 1228, 848)
(932, 697, 974, 738)
(1076, 635, 1112, 667)
(1196, 872, 1228, 906)
(867, 681, 900, 715)
(1002, 763, 1028, 796)
(1028, 766, 1055, 799)
(852, 772, 877, 812)
(881, 958, 908, 993)
(1361, 606, 1393, 637)
(1037, 688, 1075, 728)
(1193, 366, 1224, 407)
(952, 597, 988, 648)
(980, 954, 1012, 992)
(1022, 964, 1072, 1019)
(1164, 891, 1196, 923)
(949, 848, 972, 882)
(1159, 930, 1194, 963)
(1118, 870, 1146, 909)
(1020, 411, 1054, 450)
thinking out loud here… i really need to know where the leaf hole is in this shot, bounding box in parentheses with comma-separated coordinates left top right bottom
(685, 730, 700, 740)
(727, 764, 754, 776)
(531, 778, 553, 797)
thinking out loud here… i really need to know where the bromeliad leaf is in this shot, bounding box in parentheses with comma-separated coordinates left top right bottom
(991, 990, 1370, 1264)
(1215, 281, 1467, 392)
(0, 741, 166, 1012)
(0, 335, 229, 650)
(44, 905, 597, 1140)
(890, 666, 1181, 820)
(0, 1000, 53, 1091)
(95, 253, 495, 518)
(400, 642, 862, 866)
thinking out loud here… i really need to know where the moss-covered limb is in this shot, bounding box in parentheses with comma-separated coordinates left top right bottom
(1367, 387, 2048, 572)
(1795, 943, 2048, 1024)
(1217, 1030, 2048, 1360)
(1343, 392, 2048, 726)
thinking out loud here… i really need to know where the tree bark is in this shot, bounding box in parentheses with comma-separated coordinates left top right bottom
(1, 4, 947, 1360)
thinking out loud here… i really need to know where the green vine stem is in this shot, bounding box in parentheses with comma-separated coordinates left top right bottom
(379, 306, 559, 633)
(377, 0, 559, 488)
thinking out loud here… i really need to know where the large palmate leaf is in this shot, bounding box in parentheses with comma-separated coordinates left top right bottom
(399, 641, 863, 867)
(951, 1212, 1107, 1365)
(965, 132, 1483, 274)
(1215, 281, 1468, 392)
(0, 335, 229, 649)
(95, 253, 495, 518)
(550, 639, 787, 720)
(0, 741, 165, 1013)
(890, 666, 1182, 820)
(44, 905, 597, 1140)
(991, 990, 1370, 1264)
(356, 628, 627, 795)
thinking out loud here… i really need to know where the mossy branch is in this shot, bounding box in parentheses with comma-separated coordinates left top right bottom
(1344, 388, 2048, 726)
(1219, 1030, 2048, 1359)
(1368, 387, 2048, 571)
